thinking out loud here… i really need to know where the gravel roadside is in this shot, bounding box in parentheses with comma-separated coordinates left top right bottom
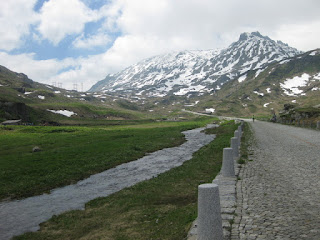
(232, 121, 320, 240)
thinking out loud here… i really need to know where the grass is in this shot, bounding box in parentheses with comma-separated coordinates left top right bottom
(14, 120, 238, 240)
(238, 122, 254, 164)
(0, 117, 214, 200)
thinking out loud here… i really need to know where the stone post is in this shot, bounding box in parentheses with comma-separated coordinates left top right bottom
(231, 137, 239, 160)
(221, 148, 235, 177)
(198, 184, 223, 240)
(235, 130, 240, 146)
(317, 121, 320, 130)
(302, 120, 305, 127)
(238, 126, 242, 137)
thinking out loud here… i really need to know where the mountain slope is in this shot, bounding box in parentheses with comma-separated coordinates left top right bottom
(0, 65, 146, 123)
(90, 32, 301, 97)
(192, 49, 320, 117)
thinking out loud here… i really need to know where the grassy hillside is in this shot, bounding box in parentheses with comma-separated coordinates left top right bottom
(180, 49, 320, 119)
(0, 65, 149, 124)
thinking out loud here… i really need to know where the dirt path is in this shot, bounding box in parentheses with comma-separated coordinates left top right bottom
(232, 121, 320, 239)
(0, 125, 216, 240)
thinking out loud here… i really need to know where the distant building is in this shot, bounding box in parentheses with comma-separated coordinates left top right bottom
(1, 119, 22, 125)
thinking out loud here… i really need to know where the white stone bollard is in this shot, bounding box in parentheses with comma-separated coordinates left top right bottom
(198, 184, 223, 240)
(238, 126, 242, 137)
(231, 137, 239, 160)
(234, 130, 240, 146)
(221, 148, 235, 177)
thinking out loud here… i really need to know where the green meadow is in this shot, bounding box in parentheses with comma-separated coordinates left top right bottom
(14, 120, 238, 240)
(0, 118, 213, 200)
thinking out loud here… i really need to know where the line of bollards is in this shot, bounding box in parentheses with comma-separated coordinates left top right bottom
(197, 121, 243, 240)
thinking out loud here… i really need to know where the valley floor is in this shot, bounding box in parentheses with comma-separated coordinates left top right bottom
(232, 121, 320, 240)
(0, 125, 215, 240)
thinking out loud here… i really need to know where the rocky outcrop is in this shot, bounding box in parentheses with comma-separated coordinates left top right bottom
(279, 104, 320, 122)
(0, 101, 30, 121)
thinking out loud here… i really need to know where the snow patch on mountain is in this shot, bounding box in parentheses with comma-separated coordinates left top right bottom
(47, 110, 77, 117)
(238, 74, 247, 83)
(281, 73, 310, 96)
(90, 32, 301, 97)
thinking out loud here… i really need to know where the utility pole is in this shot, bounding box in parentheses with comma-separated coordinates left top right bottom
(73, 83, 78, 91)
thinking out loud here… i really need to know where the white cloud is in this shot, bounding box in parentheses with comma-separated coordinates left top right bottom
(272, 20, 320, 51)
(0, 0, 38, 51)
(0, 51, 76, 85)
(73, 33, 111, 49)
(114, 0, 320, 51)
(1, 0, 320, 92)
(37, 0, 100, 45)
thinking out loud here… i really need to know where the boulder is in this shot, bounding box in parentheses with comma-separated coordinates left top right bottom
(32, 146, 42, 152)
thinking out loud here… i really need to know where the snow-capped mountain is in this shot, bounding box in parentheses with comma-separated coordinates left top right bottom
(89, 32, 301, 97)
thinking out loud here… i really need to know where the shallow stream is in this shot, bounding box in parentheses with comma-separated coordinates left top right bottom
(0, 125, 216, 239)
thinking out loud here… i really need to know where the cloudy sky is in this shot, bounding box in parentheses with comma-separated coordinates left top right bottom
(0, 0, 319, 91)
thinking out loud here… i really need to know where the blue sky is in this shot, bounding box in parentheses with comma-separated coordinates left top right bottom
(0, 0, 319, 90)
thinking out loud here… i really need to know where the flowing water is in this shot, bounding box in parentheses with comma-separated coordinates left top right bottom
(0, 125, 216, 239)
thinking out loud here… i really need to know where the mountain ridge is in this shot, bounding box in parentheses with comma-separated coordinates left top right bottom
(89, 32, 301, 97)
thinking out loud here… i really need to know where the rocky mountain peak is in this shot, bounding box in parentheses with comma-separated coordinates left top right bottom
(89, 32, 302, 97)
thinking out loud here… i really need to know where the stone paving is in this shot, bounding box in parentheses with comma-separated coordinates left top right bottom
(231, 121, 320, 240)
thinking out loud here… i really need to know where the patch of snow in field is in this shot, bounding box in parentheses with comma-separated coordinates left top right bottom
(66, 95, 71, 98)
(255, 68, 265, 78)
(205, 108, 215, 113)
(24, 92, 32, 95)
(279, 59, 291, 64)
(253, 91, 264, 96)
(313, 73, 320, 80)
(309, 50, 318, 56)
(47, 110, 77, 117)
(292, 100, 296, 103)
(38, 95, 45, 100)
(311, 87, 319, 91)
(174, 85, 205, 96)
(263, 102, 271, 107)
(54, 91, 61, 94)
(242, 103, 248, 107)
(266, 88, 271, 93)
(281, 73, 310, 96)
(238, 74, 247, 83)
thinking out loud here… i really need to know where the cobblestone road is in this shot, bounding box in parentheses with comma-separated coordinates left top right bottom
(232, 121, 320, 240)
